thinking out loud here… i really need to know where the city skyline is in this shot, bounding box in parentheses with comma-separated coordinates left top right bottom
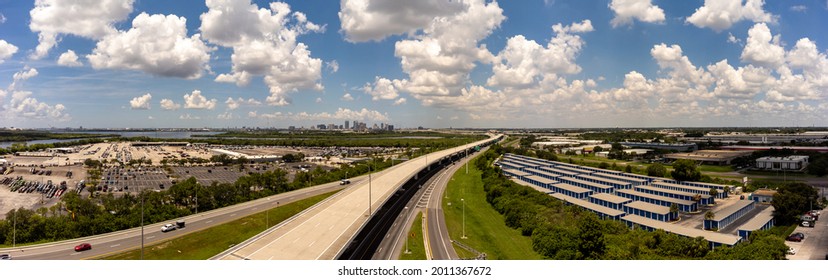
(1, 0, 827, 129)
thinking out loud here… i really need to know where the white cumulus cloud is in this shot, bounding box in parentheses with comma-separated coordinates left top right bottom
(686, 0, 777, 32)
(87, 13, 212, 79)
(341, 93, 354, 101)
(225, 97, 262, 110)
(393, 98, 407, 105)
(160, 99, 181, 110)
(129, 93, 152, 110)
(183, 90, 217, 110)
(609, 0, 665, 27)
(0, 40, 18, 63)
(201, 0, 324, 106)
(9, 67, 39, 91)
(339, 0, 466, 42)
(326, 60, 339, 73)
(29, 0, 134, 59)
(740, 23, 785, 68)
(363, 76, 399, 100)
(57, 50, 83, 67)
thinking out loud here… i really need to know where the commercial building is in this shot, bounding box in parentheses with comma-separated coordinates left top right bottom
(589, 193, 632, 210)
(751, 189, 777, 203)
(737, 206, 775, 239)
(622, 201, 676, 222)
(620, 142, 698, 152)
(616, 189, 698, 212)
(551, 193, 626, 220)
(621, 215, 742, 249)
(704, 200, 755, 230)
(664, 150, 752, 165)
(720, 145, 828, 153)
(755, 156, 809, 171)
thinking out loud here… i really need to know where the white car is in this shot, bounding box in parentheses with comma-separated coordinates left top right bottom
(787, 247, 797, 255)
(161, 224, 177, 232)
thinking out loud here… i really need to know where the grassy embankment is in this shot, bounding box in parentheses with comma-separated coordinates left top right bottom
(99, 191, 336, 260)
(399, 212, 426, 260)
(442, 154, 542, 260)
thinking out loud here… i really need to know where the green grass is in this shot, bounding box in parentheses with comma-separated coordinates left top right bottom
(443, 155, 542, 260)
(766, 224, 797, 238)
(98, 191, 337, 260)
(399, 211, 426, 260)
(699, 165, 734, 173)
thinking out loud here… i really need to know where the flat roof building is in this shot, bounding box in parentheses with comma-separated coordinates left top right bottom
(622, 215, 741, 249)
(622, 201, 676, 222)
(704, 200, 755, 231)
(664, 150, 752, 165)
(755, 156, 809, 171)
(751, 189, 777, 203)
(635, 185, 714, 206)
(589, 193, 632, 210)
(551, 193, 626, 220)
(549, 183, 593, 199)
(620, 142, 698, 152)
(737, 206, 775, 239)
(557, 177, 615, 194)
(616, 189, 698, 212)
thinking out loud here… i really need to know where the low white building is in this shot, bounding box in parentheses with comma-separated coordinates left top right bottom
(755, 156, 809, 171)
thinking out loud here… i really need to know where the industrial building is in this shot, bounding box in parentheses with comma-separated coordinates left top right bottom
(755, 156, 809, 171)
(720, 145, 828, 153)
(737, 206, 775, 239)
(620, 142, 698, 152)
(703, 200, 755, 231)
(552, 193, 626, 220)
(664, 150, 752, 165)
(751, 189, 777, 203)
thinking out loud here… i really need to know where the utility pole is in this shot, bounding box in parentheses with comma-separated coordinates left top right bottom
(461, 198, 467, 239)
(12, 209, 16, 248)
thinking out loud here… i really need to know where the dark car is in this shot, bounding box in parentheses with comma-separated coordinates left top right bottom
(786, 233, 805, 242)
(74, 243, 92, 252)
(0, 254, 11, 260)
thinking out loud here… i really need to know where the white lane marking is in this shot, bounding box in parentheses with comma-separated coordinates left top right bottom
(328, 225, 334, 230)
(315, 222, 320, 228)
(147, 236, 156, 240)
(293, 237, 301, 244)
(70, 252, 81, 256)
(308, 241, 316, 247)
(230, 213, 237, 217)
(252, 207, 258, 211)
(110, 244, 121, 248)
(205, 220, 213, 224)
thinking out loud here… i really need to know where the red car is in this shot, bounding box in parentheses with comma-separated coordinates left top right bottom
(74, 243, 92, 252)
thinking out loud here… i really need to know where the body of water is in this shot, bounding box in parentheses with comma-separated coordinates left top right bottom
(0, 131, 222, 149)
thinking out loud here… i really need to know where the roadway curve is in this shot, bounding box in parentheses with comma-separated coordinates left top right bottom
(372, 147, 484, 260)
(212, 135, 500, 260)
(2, 177, 364, 260)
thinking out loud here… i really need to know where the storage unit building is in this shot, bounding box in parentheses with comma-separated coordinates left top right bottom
(576, 174, 633, 190)
(551, 193, 627, 220)
(621, 215, 741, 249)
(589, 193, 632, 210)
(549, 183, 594, 199)
(704, 200, 755, 230)
(634, 185, 714, 206)
(737, 206, 775, 239)
(616, 189, 698, 212)
(557, 177, 615, 194)
(622, 201, 677, 222)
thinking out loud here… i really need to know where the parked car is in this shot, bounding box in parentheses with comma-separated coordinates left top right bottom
(786, 233, 804, 242)
(0, 254, 11, 260)
(787, 247, 797, 255)
(161, 223, 177, 232)
(801, 220, 814, 227)
(74, 243, 92, 252)
(340, 179, 351, 185)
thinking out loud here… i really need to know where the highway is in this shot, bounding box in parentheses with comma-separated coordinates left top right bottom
(1, 177, 362, 260)
(372, 148, 479, 260)
(213, 135, 499, 260)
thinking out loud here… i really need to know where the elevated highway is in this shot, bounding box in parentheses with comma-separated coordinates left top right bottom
(213, 134, 501, 260)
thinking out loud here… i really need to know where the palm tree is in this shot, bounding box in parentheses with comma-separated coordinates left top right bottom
(704, 211, 715, 220)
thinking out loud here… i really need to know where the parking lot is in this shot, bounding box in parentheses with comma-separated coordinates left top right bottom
(786, 209, 828, 260)
(98, 166, 172, 193)
(171, 164, 284, 186)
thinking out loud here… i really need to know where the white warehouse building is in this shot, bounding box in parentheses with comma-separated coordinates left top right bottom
(755, 156, 809, 171)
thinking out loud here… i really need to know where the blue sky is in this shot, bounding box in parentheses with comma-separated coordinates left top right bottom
(0, 0, 827, 129)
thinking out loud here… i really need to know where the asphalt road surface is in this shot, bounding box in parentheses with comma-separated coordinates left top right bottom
(213, 136, 498, 260)
(1, 177, 358, 260)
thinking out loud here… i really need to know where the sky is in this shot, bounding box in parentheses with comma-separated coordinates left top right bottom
(0, 0, 827, 129)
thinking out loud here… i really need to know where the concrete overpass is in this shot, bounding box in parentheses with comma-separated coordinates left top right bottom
(213, 134, 501, 260)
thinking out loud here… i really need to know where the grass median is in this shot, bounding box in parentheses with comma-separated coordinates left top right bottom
(443, 157, 542, 260)
(399, 211, 426, 260)
(99, 191, 337, 260)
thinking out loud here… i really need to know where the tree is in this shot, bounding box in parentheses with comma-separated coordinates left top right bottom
(704, 211, 715, 221)
(669, 203, 679, 216)
(625, 164, 633, 173)
(670, 159, 701, 181)
(646, 163, 666, 177)
(807, 156, 828, 177)
(598, 162, 609, 169)
(709, 188, 719, 197)
(772, 182, 819, 225)
(593, 146, 604, 153)
(577, 214, 606, 259)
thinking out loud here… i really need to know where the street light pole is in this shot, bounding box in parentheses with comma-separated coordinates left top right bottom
(266, 198, 270, 229)
(141, 189, 144, 260)
(12, 209, 16, 248)
(461, 198, 467, 239)
(368, 164, 372, 216)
